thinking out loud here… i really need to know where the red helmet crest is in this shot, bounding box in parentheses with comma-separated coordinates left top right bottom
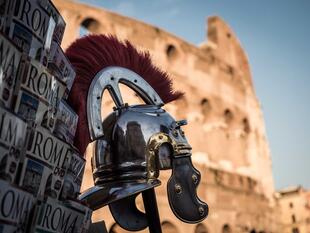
(66, 35, 183, 154)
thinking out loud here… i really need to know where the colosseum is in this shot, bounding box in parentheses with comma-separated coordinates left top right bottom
(52, 0, 279, 232)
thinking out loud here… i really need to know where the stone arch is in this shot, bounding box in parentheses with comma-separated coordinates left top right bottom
(195, 223, 209, 233)
(166, 44, 178, 61)
(224, 108, 233, 123)
(161, 221, 178, 233)
(222, 224, 232, 233)
(201, 98, 211, 117)
(80, 17, 101, 36)
(242, 118, 250, 134)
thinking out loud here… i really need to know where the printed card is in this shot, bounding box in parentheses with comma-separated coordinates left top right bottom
(34, 197, 92, 233)
(0, 180, 35, 231)
(0, 34, 24, 109)
(52, 100, 78, 146)
(47, 41, 76, 91)
(19, 126, 72, 199)
(61, 150, 85, 199)
(0, 106, 27, 183)
(14, 57, 66, 129)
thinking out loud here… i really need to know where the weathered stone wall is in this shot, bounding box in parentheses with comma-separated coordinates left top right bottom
(276, 187, 310, 233)
(52, 0, 276, 232)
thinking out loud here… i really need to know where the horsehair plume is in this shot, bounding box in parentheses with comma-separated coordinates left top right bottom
(66, 34, 183, 154)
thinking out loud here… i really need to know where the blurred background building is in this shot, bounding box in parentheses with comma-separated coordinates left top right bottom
(276, 187, 310, 233)
(52, 0, 310, 232)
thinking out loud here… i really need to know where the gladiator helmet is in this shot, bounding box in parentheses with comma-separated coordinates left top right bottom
(66, 35, 208, 231)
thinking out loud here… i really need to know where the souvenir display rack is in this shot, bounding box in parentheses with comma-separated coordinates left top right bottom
(0, 0, 92, 232)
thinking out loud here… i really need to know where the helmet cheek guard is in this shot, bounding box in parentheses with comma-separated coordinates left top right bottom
(168, 156, 208, 222)
(148, 130, 208, 223)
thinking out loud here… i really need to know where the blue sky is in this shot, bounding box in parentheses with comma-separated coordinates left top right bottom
(78, 0, 310, 190)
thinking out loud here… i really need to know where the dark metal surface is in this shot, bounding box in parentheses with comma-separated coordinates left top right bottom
(93, 105, 175, 185)
(167, 156, 208, 223)
(89, 220, 108, 233)
(142, 188, 162, 233)
(109, 193, 148, 231)
(88, 104, 208, 223)
(79, 179, 161, 210)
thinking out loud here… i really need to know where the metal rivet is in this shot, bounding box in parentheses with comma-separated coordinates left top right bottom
(175, 184, 182, 194)
(198, 206, 205, 216)
(173, 130, 178, 137)
(192, 174, 198, 184)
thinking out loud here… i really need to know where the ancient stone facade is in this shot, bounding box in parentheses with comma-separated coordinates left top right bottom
(52, 0, 277, 232)
(276, 187, 310, 233)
